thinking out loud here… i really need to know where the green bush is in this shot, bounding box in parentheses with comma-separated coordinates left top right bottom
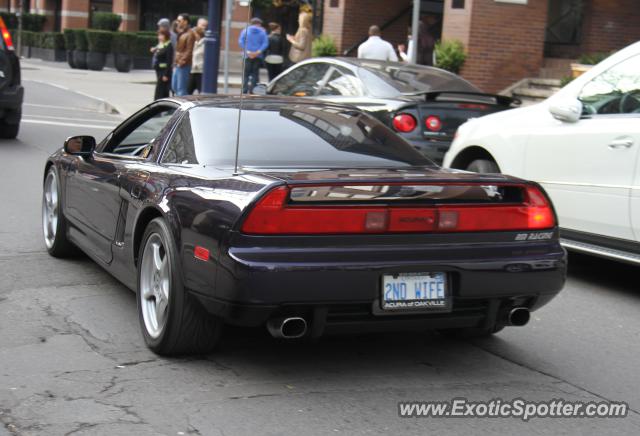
(578, 52, 612, 65)
(0, 12, 45, 31)
(111, 32, 137, 54)
(16, 30, 35, 47)
(87, 30, 114, 53)
(91, 12, 122, 32)
(38, 32, 65, 50)
(0, 12, 18, 29)
(435, 39, 466, 74)
(63, 28, 76, 51)
(22, 13, 46, 32)
(74, 29, 89, 51)
(312, 34, 337, 57)
(132, 34, 157, 57)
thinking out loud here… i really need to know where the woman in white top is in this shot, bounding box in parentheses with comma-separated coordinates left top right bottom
(189, 27, 205, 94)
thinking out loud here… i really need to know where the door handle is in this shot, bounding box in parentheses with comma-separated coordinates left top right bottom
(608, 138, 634, 149)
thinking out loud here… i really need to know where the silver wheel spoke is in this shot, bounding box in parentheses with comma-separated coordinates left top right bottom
(152, 242, 163, 271)
(155, 297, 168, 326)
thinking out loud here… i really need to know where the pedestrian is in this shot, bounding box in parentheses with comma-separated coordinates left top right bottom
(357, 25, 398, 62)
(417, 16, 437, 66)
(286, 12, 312, 65)
(265, 22, 284, 81)
(398, 27, 414, 63)
(196, 17, 208, 33)
(153, 29, 173, 100)
(163, 18, 178, 51)
(172, 13, 196, 97)
(238, 17, 269, 94)
(189, 27, 205, 94)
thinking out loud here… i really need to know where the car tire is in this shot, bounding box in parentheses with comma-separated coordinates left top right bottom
(438, 325, 504, 339)
(466, 159, 500, 174)
(42, 166, 77, 257)
(137, 218, 222, 355)
(0, 118, 20, 139)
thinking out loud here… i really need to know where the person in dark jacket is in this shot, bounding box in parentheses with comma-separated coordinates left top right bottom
(153, 29, 173, 100)
(265, 22, 284, 81)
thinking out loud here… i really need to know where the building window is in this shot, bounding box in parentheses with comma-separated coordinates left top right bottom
(330, 0, 339, 7)
(452, 0, 465, 8)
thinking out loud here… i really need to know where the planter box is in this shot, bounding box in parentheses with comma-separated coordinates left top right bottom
(570, 63, 592, 79)
(133, 55, 153, 70)
(29, 47, 66, 62)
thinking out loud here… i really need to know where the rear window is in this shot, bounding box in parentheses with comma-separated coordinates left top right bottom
(357, 64, 480, 98)
(161, 103, 434, 168)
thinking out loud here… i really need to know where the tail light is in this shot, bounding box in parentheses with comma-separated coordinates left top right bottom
(392, 113, 417, 133)
(241, 184, 555, 235)
(425, 115, 442, 132)
(0, 18, 13, 51)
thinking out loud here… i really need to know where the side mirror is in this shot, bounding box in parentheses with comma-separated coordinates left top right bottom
(251, 84, 268, 95)
(549, 98, 583, 123)
(64, 135, 96, 157)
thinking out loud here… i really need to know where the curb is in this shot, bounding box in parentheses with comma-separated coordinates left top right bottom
(25, 79, 121, 115)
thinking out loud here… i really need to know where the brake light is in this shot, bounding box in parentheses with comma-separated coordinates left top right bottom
(0, 18, 13, 51)
(241, 185, 555, 235)
(425, 115, 442, 132)
(457, 103, 489, 110)
(392, 113, 417, 133)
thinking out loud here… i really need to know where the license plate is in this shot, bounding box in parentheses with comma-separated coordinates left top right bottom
(381, 272, 449, 311)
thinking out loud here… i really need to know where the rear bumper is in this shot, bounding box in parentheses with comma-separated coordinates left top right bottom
(192, 233, 567, 332)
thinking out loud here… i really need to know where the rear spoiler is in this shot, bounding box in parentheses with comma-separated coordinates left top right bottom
(403, 91, 521, 107)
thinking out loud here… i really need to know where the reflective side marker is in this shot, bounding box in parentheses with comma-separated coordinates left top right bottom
(194, 246, 210, 261)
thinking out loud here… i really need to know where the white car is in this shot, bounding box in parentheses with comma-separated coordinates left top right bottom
(443, 41, 640, 264)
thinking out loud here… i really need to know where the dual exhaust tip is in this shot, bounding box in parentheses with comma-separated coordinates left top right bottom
(266, 307, 530, 338)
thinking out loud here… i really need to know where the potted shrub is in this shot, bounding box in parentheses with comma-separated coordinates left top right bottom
(87, 30, 114, 71)
(132, 33, 157, 69)
(434, 40, 467, 74)
(312, 35, 337, 57)
(571, 52, 612, 78)
(33, 32, 66, 62)
(63, 29, 76, 68)
(73, 29, 89, 69)
(112, 32, 136, 72)
(91, 12, 122, 32)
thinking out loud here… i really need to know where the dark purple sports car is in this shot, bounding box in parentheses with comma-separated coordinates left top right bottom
(42, 96, 565, 355)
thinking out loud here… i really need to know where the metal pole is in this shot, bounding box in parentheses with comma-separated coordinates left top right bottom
(202, 0, 222, 94)
(410, 0, 420, 64)
(223, 0, 233, 93)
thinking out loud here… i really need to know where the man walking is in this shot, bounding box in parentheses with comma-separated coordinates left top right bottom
(357, 25, 398, 62)
(238, 17, 269, 94)
(172, 13, 196, 96)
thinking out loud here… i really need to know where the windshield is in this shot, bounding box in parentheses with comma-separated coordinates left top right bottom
(163, 103, 434, 169)
(357, 63, 480, 98)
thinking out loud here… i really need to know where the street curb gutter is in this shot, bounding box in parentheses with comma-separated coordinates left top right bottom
(26, 80, 120, 115)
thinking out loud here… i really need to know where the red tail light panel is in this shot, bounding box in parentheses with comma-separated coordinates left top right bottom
(241, 184, 555, 235)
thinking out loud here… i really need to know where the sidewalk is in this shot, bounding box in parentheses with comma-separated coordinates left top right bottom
(21, 58, 245, 117)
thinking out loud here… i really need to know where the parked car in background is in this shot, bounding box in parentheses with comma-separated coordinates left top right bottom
(254, 58, 518, 163)
(42, 96, 565, 355)
(0, 16, 23, 139)
(444, 41, 640, 264)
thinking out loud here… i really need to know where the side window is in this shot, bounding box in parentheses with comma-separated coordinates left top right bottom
(318, 68, 363, 97)
(270, 63, 330, 96)
(161, 112, 198, 165)
(104, 107, 176, 156)
(579, 54, 640, 115)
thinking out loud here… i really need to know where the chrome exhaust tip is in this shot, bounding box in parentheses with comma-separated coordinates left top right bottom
(508, 307, 530, 326)
(267, 317, 308, 339)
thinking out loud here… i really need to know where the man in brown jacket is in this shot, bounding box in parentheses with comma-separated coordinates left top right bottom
(172, 13, 196, 96)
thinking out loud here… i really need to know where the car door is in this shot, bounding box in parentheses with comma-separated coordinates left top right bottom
(65, 104, 176, 263)
(524, 53, 640, 241)
(268, 62, 331, 97)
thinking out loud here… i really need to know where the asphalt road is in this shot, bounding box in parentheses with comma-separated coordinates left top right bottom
(1, 82, 639, 436)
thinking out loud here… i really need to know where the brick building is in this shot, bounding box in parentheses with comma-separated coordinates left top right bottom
(322, 0, 640, 92)
(2, 0, 639, 91)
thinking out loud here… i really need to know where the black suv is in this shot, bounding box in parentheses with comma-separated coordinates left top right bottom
(0, 16, 23, 139)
